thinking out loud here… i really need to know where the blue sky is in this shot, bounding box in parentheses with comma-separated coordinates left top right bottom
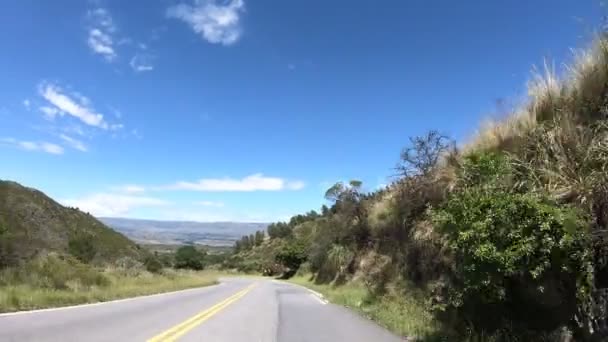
(0, 0, 603, 222)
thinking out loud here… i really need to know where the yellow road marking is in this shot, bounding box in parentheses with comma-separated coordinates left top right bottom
(147, 284, 256, 342)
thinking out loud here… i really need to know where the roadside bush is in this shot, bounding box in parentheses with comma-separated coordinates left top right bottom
(68, 235, 96, 264)
(275, 242, 307, 278)
(358, 251, 393, 296)
(174, 246, 206, 270)
(22, 253, 109, 290)
(143, 255, 163, 273)
(431, 152, 593, 334)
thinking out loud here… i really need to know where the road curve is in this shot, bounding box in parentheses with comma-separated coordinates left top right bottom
(0, 277, 401, 342)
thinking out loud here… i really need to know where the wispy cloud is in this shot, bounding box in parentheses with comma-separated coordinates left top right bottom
(163, 173, 305, 192)
(1, 138, 64, 155)
(87, 8, 117, 61)
(39, 106, 60, 120)
(38, 82, 109, 129)
(194, 200, 225, 207)
(130, 53, 155, 72)
(113, 185, 146, 195)
(59, 134, 88, 152)
(62, 193, 169, 217)
(23, 99, 31, 111)
(167, 0, 245, 46)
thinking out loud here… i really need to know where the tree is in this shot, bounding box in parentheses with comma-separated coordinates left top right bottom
(174, 245, 206, 270)
(255, 231, 264, 246)
(267, 222, 292, 239)
(396, 130, 455, 178)
(323, 180, 370, 247)
(321, 204, 330, 216)
(275, 242, 307, 278)
(240, 235, 251, 250)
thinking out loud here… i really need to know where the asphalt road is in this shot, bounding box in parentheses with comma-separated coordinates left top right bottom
(0, 277, 402, 342)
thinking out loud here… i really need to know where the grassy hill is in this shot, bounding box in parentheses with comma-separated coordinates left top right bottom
(0, 180, 143, 267)
(0, 180, 223, 313)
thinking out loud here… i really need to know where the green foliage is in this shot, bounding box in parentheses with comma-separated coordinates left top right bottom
(254, 230, 265, 246)
(0, 253, 109, 290)
(143, 254, 163, 273)
(174, 245, 206, 270)
(431, 153, 593, 333)
(275, 242, 308, 278)
(267, 222, 293, 239)
(68, 235, 96, 264)
(0, 223, 18, 268)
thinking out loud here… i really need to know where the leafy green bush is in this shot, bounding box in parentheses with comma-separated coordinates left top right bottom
(431, 153, 593, 334)
(275, 242, 307, 278)
(68, 235, 96, 264)
(174, 246, 206, 270)
(143, 255, 163, 273)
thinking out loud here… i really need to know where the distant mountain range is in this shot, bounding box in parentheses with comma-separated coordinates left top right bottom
(98, 217, 269, 246)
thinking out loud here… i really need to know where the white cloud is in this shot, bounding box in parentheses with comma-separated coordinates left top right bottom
(59, 134, 88, 152)
(87, 8, 117, 61)
(23, 99, 31, 110)
(39, 106, 60, 120)
(62, 193, 169, 217)
(113, 185, 146, 195)
(38, 82, 109, 129)
(167, 0, 245, 46)
(130, 53, 155, 72)
(163, 173, 305, 192)
(194, 201, 225, 207)
(1, 138, 64, 155)
(110, 123, 124, 131)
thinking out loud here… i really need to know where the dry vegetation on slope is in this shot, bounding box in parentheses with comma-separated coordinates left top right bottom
(228, 34, 608, 341)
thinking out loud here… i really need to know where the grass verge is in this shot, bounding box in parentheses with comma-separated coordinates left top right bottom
(288, 274, 439, 339)
(0, 268, 220, 313)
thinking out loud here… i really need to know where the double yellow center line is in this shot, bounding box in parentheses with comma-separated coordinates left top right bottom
(147, 284, 256, 342)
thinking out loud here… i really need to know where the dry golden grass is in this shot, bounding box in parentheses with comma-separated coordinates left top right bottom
(466, 34, 608, 155)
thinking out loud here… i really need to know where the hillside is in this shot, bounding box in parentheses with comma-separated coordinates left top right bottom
(0, 180, 143, 266)
(229, 35, 608, 341)
(99, 217, 268, 246)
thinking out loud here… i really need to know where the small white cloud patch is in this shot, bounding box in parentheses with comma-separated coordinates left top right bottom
(87, 8, 117, 61)
(62, 193, 169, 217)
(59, 134, 88, 152)
(167, 0, 245, 46)
(195, 201, 225, 207)
(38, 82, 109, 129)
(1, 138, 64, 155)
(164, 173, 305, 192)
(130, 53, 155, 72)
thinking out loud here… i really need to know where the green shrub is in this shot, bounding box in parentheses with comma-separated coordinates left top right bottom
(143, 255, 163, 273)
(23, 254, 109, 290)
(275, 241, 307, 278)
(174, 246, 206, 270)
(431, 153, 593, 334)
(68, 235, 96, 264)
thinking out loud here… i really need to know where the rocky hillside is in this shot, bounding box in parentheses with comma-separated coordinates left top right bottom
(0, 180, 143, 266)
